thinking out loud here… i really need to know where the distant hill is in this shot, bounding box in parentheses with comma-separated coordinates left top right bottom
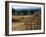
(12, 8, 41, 15)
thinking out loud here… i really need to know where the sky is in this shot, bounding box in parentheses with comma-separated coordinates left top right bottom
(12, 5, 41, 10)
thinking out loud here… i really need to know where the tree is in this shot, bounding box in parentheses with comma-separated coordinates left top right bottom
(12, 8, 16, 15)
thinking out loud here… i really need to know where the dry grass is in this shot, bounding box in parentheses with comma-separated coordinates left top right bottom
(12, 12, 41, 31)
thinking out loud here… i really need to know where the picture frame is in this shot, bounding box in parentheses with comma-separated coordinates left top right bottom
(5, 1, 45, 36)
